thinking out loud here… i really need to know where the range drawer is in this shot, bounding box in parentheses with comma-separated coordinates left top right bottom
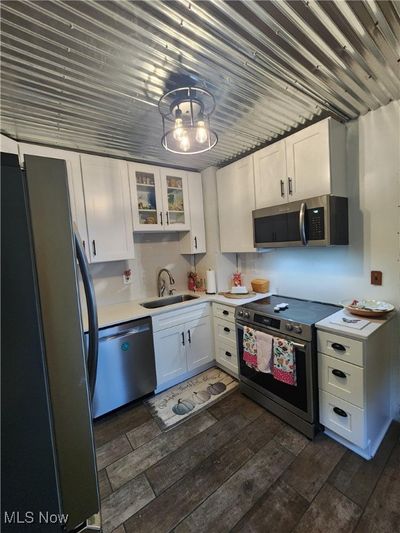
(214, 318, 237, 346)
(216, 341, 238, 374)
(213, 303, 235, 324)
(320, 390, 366, 448)
(317, 330, 363, 367)
(318, 353, 364, 408)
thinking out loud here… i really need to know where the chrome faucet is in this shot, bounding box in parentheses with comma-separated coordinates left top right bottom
(157, 268, 176, 297)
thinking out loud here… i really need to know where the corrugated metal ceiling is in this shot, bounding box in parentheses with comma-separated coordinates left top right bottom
(1, 0, 399, 170)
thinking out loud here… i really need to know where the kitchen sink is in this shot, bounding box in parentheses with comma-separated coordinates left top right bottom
(140, 294, 200, 309)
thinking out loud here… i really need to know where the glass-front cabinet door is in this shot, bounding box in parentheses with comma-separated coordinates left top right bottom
(160, 169, 190, 231)
(128, 163, 164, 231)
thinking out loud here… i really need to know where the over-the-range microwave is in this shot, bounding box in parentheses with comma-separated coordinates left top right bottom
(253, 195, 349, 248)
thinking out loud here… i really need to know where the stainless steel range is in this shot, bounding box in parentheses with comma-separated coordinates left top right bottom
(235, 295, 341, 438)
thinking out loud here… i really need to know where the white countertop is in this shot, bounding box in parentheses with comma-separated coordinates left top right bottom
(316, 308, 396, 340)
(84, 291, 270, 332)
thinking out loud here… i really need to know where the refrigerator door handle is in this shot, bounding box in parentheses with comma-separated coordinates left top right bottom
(75, 232, 99, 401)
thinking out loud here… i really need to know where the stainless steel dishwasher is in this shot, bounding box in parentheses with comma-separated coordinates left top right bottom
(90, 317, 156, 419)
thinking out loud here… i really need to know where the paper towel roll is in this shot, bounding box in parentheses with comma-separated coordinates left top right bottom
(206, 269, 216, 294)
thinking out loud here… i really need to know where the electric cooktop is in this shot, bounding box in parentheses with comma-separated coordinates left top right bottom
(238, 295, 341, 326)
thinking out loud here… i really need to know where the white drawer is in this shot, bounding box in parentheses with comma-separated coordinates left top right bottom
(152, 302, 210, 332)
(318, 353, 364, 408)
(216, 341, 238, 374)
(319, 390, 366, 448)
(317, 330, 364, 367)
(213, 303, 235, 323)
(214, 318, 237, 345)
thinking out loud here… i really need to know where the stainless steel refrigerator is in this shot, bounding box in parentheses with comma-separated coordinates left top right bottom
(1, 153, 100, 531)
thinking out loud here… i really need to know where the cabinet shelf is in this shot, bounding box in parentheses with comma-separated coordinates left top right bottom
(138, 208, 156, 212)
(136, 182, 155, 188)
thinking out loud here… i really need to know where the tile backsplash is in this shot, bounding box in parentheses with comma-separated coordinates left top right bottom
(88, 233, 193, 306)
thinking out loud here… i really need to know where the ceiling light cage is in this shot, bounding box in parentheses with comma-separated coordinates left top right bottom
(158, 86, 218, 155)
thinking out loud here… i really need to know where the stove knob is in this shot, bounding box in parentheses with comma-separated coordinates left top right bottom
(237, 310, 244, 317)
(285, 323, 293, 331)
(244, 311, 250, 319)
(293, 326, 302, 334)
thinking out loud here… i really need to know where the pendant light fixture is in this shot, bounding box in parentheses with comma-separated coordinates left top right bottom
(158, 86, 217, 155)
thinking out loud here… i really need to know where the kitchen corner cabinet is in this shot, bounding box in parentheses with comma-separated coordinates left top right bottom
(128, 163, 190, 232)
(217, 155, 256, 253)
(18, 144, 89, 256)
(254, 118, 346, 209)
(152, 303, 213, 392)
(80, 154, 134, 262)
(180, 171, 206, 254)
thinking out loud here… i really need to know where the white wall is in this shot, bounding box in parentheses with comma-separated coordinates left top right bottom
(88, 233, 192, 306)
(205, 100, 400, 418)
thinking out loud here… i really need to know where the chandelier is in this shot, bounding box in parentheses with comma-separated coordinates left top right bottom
(158, 86, 218, 155)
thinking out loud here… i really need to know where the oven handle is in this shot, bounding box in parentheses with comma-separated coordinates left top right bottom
(236, 323, 306, 350)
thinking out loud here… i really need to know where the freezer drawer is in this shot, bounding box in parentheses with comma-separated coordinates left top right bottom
(91, 317, 156, 418)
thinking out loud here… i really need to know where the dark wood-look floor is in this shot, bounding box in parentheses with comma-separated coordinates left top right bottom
(94, 390, 400, 533)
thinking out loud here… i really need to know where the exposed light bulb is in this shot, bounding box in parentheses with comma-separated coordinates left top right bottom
(195, 119, 208, 144)
(180, 134, 190, 152)
(173, 117, 184, 141)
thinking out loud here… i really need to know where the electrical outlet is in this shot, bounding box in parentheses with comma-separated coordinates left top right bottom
(123, 269, 133, 285)
(371, 270, 382, 286)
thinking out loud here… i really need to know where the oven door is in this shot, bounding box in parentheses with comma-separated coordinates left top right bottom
(236, 322, 316, 423)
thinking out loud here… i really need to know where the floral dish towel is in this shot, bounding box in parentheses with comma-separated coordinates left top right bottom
(272, 337, 297, 386)
(243, 326, 257, 369)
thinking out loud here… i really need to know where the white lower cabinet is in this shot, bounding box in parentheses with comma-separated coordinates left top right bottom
(153, 325, 187, 385)
(213, 303, 238, 376)
(153, 304, 213, 392)
(317, 311, 395, 459)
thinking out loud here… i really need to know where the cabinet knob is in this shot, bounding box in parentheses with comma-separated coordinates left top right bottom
(280, 179, 285, 197)
(194, 236, 198, 249)
(223, 327, 231, 333)
(223, 310, 229, 316)
(225, 351, 232, 357)
(181, 332, 185, 346)
(333, 407, 348, 418)
(187, 329, 191, 344)
(166, 212, 169, 225)
(288, 177, 293, 195)
(332, 369, 346, 379)
(332, 342, 346, 352)
(92, 239, 97, 256)
(160, 212, 163, 225)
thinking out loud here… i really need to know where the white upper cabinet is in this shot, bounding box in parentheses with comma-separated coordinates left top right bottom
(128, 163, 192, 234)
(160, 168, 190, 231)
(1, 134, 18, 154)
(254, 140, 287, 208)
(217, 155, 256, 253)
(180, 171, 206, 254)
(285, 118, 346, 201)
(80, 155, 134, 263)
(128, 162, 164, 231)
(18, 144, 89, 255)
(253, 118, 346, 209)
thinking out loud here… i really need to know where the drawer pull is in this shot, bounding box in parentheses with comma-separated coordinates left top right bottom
(333, 407, 348, 418)
(332, 369, 346, 379)
(225, 351, 232, 357)
(332, 342, 346, 351)
(223, 310, 229, 316)
(224, 327, 231, 333)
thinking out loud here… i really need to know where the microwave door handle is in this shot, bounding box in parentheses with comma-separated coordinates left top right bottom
(299, 202, 307, 245)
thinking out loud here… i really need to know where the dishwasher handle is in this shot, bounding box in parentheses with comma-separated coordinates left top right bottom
(102, 324, 150, 343)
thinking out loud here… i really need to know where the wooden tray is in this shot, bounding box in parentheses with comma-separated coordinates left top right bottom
(219, 291, 256, 299)
(346, 306, 390, 318)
